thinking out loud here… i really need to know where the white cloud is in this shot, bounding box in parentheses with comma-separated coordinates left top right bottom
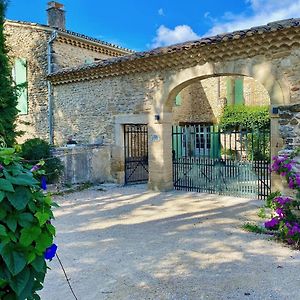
(151, 25, 200, 48)
(151, 0, 300, 49)
(206, 0, 300, 36)
(158, 8, 165, 16)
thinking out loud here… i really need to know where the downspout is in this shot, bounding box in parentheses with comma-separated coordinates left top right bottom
(47, 30, 58, 145)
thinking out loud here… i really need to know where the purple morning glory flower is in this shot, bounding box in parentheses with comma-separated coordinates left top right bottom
(30, 164, 41, 172)
(274, 196, 291, 206)
(275, 208, 285, 219)
(44, 244, 57, 260)
(288, 178, 295, 189)
(264, 217, 279, 228)
(41, 176, 47, 190)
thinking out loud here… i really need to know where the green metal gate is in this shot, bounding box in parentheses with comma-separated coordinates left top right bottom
(172, 124, 271, 199)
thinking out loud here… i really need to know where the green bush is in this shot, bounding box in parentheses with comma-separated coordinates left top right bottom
(20, 139, 63, 184)
(220, 105, 270, 131)
(0, 148, 57, 299)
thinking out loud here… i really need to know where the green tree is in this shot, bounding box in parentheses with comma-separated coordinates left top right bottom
(0, 0, 19, 147)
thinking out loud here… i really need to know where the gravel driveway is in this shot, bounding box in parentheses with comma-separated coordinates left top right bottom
(40, 185, 300, 300)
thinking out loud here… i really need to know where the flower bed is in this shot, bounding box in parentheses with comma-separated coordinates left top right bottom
(260, 148, 300, 248)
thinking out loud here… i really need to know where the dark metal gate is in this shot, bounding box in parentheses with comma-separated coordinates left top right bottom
(172, 124, 271, 199)
(124, 124, 149, 184)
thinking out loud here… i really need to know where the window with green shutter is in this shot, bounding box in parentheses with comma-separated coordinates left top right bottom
(234, 78, 244, 105)
(12, 58, 28, 115)
(175, 94, 182, 106)
(226, 77, 244, 105)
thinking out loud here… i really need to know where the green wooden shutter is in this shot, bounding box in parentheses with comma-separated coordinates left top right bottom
(175, 94, 182, 106)
(226, 78, 233, 105)
(210, 125, 221, 158)
(14, 58, 28, 114)
(234, 78, 244, 105)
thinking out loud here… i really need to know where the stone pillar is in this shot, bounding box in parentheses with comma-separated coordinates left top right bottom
(270, 108, 284, 192)
(148, 113, 173, 191)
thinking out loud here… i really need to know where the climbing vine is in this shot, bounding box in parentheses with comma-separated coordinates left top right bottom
(0, 148, 57, 299)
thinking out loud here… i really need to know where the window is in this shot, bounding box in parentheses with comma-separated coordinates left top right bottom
(175, 94, 182, 106)
(12, 58, 28, 115)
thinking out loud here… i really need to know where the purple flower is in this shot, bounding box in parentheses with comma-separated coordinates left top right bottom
(275, 208, 285, 219)
(44, 244, 57, 260)
(41, 176, 47, 191)
(288, 178, 295, 189)
(280, 172, 287, 177)
(264, 217, 280, 228)
(274, 196, 292, 206)
(30, 164, 41, 172)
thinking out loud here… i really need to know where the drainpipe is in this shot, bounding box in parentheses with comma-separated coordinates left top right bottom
(47, 30, 57, 145)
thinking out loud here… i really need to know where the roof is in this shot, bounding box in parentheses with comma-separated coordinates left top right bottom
(48, 17, 300, 83)
(5, 19, 134, 54)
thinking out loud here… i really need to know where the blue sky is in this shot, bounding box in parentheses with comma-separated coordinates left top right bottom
(6, 0, 300, 51)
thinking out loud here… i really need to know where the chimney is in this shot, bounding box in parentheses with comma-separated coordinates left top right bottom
(47, 2, 66, 29)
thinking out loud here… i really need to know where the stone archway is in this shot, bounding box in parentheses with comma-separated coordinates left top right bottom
(148, 62, 290, 191)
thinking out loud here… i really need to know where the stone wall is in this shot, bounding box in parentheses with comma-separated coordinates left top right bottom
(53, 144, 112, 184)
(5, 23, 51, 143)
(52, 72, 160, 145)
(52, 41, 113, 70)
(278, 103, 300, 149)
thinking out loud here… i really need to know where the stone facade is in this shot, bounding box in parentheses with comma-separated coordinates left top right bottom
(4, 20, 132, 144)
(5, 23, 51, 142)
(49, 19, 300, 191)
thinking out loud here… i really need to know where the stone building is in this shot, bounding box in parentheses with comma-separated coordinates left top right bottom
(48, 18, 300, 194)
(5, 1, 133, 143)
(6, 3, 300, 196)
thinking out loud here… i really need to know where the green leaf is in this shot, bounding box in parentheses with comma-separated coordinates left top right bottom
(31, 255, 46, 273)
(19, 269, 35, 300)
(6, 214, 18, 232)
(0, 191, 5, 202)
(7, 186, 32, 210)
(46, 223, 56, 236)
(0, 178, 14, 192)
(26, 252, 36, 264)
(17, 212, 34, 228)
(2, 246, 27, 276)
(10, 266, 30, 296)
(3, 169, 39, 186)
(0, 224, 7, 236)
(0, 148, 15, 157)
(0, 208, 7, 220)
(35, 232, 53, 253)
(19, 226, 41, 247)
(34, 211, 50, 226)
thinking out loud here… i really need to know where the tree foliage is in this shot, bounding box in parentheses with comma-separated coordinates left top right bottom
(0, 0, 19, 147)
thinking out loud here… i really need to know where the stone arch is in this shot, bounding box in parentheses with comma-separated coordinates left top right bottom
(162, 62, 290, 113)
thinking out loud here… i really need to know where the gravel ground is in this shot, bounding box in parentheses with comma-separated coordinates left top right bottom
(39, 185, 300, 300)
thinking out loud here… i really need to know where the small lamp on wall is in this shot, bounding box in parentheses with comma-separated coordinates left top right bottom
(154, 114, 160, 121)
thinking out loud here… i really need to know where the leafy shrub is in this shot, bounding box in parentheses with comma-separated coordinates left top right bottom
(20, 139, 63, 184)
(220, 105, 270, 131)
(0, 148, 57, 299)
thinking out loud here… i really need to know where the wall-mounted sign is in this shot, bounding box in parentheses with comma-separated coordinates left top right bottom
(150, 134, 160, 142)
